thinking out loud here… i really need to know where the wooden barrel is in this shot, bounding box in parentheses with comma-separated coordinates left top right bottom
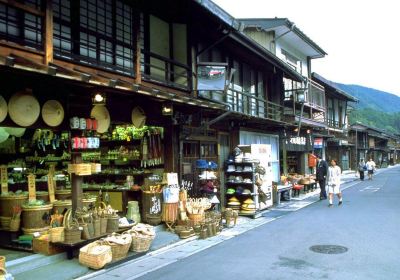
(21, 204, 53, 233)
(55, 189, 71, 200)
(36, 191, 49, 202)
(53, 200, 72, 215)
(0, 194, 28, 217)
(141, 192, 162, 223)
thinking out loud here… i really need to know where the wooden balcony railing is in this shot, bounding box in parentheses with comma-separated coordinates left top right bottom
(141, 49, 192, 91)
(225, 88, 283, 121)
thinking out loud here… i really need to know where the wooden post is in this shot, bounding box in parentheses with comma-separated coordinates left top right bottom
(44, 0, 53, 65)
(71, 152, 83, 214)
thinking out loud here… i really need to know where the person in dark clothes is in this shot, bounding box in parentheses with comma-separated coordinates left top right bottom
(358, 159, 366, 181)
(315, 154, 329, 200)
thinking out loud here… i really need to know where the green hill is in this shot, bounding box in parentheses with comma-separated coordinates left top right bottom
(333, 83, 400, 133)
(335, 84, 400, 112)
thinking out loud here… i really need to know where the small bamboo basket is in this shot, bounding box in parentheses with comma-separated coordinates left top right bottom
(49, 217, 65, 243)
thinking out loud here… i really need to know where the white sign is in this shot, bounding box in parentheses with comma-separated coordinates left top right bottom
(289, 136, 306, 145)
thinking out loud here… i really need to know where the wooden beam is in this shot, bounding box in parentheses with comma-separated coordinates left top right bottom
(44, 0, 53, 65)
(9, 53, 48, 72)
(0, 0, 45, 17)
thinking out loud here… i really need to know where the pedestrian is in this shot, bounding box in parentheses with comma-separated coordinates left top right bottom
(315, 154, 328, 200)
(327, 159, 342, 207)
(365, 158, 376, 180)
(358, 159, 366, 181)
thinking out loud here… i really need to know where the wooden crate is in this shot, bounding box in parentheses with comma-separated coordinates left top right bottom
(33, 238, 64, 255)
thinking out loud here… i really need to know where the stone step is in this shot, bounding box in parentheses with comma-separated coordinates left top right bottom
(6, 252, 66, 276)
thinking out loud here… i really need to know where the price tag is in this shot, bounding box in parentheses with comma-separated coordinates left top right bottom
(0, 165, 8, 194)
(47, 174, 56, 203)
(28, 174, 36, 202)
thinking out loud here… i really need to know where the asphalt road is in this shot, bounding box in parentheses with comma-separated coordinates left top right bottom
(135, 166, 400, 280)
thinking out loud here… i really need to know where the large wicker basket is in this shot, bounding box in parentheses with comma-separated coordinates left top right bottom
(0, 194, 28, 217)
(103, 233, 132, 261)
(79, 242, 112, 270)
(130, 232, 154, 252)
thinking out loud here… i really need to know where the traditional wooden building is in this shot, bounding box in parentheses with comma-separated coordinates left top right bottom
(311, 73, 357, 170)
(240, 18, 327, 174)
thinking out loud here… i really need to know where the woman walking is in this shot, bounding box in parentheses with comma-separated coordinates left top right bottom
(327, 159, 342, 207)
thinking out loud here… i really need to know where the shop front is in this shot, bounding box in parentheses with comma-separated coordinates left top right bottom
(282, 131, 313, 175)
(326, 138, 353, 170)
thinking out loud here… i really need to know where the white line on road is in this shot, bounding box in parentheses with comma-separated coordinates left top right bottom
(360, 186, 381, 192)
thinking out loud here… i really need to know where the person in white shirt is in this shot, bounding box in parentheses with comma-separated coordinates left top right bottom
(327, 159, 342, 207)
(365, 158, 376, 180)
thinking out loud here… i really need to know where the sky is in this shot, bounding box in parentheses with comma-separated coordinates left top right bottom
(212, 0, 400, 96)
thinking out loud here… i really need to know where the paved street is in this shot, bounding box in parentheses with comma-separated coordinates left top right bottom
(84, 166, 400, 280)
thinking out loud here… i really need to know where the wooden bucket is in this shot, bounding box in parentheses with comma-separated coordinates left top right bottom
(21, 204, 53, 230)
(36, 191, 49, 202)
(0, 194, 28, 217)
(55, 189, 71, 200)
(53, 200, 72, 215)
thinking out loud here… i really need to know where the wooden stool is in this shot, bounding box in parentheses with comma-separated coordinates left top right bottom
(162, 202, 178, 231)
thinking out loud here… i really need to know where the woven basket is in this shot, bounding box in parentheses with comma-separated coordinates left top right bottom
(145, 214, 162, 226)
(100, 217, 108, 234)
(102, 233, 132, 261)
(93, 219, 101, 237)
(129, 232, 154, 252)
(187, 213, 204, 225)
(106, 215, 119, 233)
(9, 218, 21, 232)
(79, 242, 112, 270)
(0, 216, 11, 229)
(64, 228, 81, 243)
(0, 256, 5, 269)
(63, 210, 81, 243)
(49, 227, 65, 242)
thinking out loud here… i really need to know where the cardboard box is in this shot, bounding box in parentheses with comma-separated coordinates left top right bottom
(33, 238, 64, 255)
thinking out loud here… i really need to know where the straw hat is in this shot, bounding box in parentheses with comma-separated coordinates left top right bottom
(90, 105, 110, 133)
(8, 90, 40, 127)
(41, 100, 64, 127)
(0, 95, 7, 123)
(4, 127, 26, 137)
(0, 127, 9, 143)
(131, 106, 146, 128)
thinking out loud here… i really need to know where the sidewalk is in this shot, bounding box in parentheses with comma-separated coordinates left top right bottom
(9, 166, 391, 280)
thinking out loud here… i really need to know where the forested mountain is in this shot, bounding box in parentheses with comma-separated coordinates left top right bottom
(335, 84, 400, 113)
(333, 83, 400, 134)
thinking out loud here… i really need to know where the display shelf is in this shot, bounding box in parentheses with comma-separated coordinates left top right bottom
(226, 182, 254, 185)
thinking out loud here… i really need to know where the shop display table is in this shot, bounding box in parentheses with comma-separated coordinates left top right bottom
(275, 185, 292, 205)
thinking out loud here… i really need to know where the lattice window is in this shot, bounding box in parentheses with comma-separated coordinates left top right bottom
(0, 0, 43, 49)
(53, 0, 135, 75)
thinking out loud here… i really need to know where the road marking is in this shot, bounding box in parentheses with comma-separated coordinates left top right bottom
(360, 186, 380, 192)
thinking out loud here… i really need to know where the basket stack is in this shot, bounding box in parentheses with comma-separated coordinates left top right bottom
(125, 223, 155, 253)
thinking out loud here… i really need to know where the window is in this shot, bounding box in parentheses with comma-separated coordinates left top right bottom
(0, 1, 43, 50)
(53, 0, 135, 75)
